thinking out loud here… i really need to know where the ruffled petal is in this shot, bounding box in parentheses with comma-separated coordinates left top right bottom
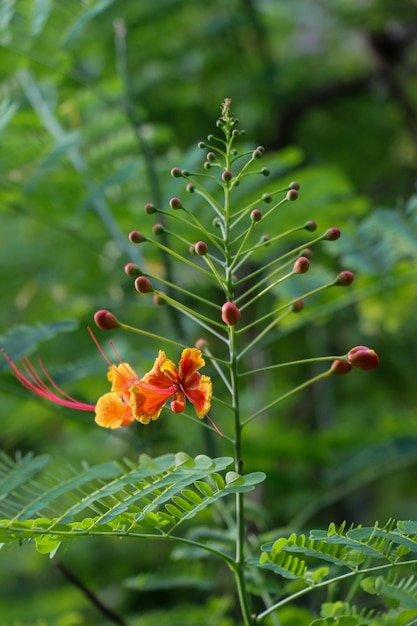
(184, 374, 212, 418)
(129, 383, 173, 424)
(178, 348, 205, 383)
(95, 392, 134, 429)
(107, 363, 138, 398)
(142, 351, 176, 389)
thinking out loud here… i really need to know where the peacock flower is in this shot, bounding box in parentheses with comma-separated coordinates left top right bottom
(2, 343, 213, 431)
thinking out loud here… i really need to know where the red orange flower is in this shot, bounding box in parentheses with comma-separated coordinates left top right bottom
(2, 346, 212, 430)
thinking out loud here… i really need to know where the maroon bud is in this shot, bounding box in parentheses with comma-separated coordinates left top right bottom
(290, 299, 304, 313)
(300, 248, 313, 258)
(144, 203, 157, 214)
(304, 220, 317, 232)
(252, 148, 263, 159)
(294, 256, 310, 274)
(206, 151, 216, 161)
(289, 181, 300, 190)
(262, 193, 272, 203)
(286, 189, 298, 202)
(129, 231, 146, 244)
(261, 167, 270, 176)
(324, 227, 341, 241)
(135, 276, 154, 294)
(94, 309, 119, 330)
(153, 293, 166, 305)
(222, 170, 233, 183)
(124, 262, 141, 277)
(195, 338, 208, 351)
(330, 360, 352, 375)
(221, 302, 241, 326)
(194, 241, 208, 255)
(170, 167, 182, 178)
(347, 346, 379, 371)
(250, 209, 262, 223)
(169, 197, 183, 210)
(152, 223, 165, 235)
(334, 270, 354, 287)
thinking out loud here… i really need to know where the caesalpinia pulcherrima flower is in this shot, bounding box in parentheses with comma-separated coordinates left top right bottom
(2, 343, 212, 430)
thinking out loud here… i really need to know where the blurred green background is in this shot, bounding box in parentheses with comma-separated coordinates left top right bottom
(1, 1, 417, 624)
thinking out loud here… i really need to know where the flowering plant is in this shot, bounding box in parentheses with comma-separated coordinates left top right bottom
(3, 100, 416, 626)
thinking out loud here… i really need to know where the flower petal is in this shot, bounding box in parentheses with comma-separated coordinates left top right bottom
(95, 392, 134, 429)
(142, 351, 177, 389)
(107, 363, 138, 398)
(129, 383, 173, 424)
(184, 374, 212, 418)
(178, 348, 205, 383)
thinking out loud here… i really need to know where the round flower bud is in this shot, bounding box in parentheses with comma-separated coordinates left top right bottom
(286, 189, 298, 202)
(153, 293, 166, 305)
(304, 221, 317, 232)
(181, 169, 190, 177)
(262, 193, 272, 203)
(129, 231, 146, 244)
(204, 162, 212, 170)
(194, 241, 208, 256)
(144, 203, 157, 214)
(300, 248, 313, 259)
(198, 141, 206, 149)
(289, 181, 300, 190)
(207, 151, 216, 161)
(221, 301, 241, 326)
(135, 276, 154, 294)
(222, 170, 233, 183)
(324, 227, 341, 241)
(186, 182, 195, 193)
(294, 256, 310, 274)
(334, 270, 354, 287)
(290, 299, 304, 313)
(124, 262, 141, 277)
(170, 167, 182, 178)
(195, 338, 208, 351)
(152, 223, 165, 235)
(250, 209, 262, 223)
(252, 148, 263, 159)
(256, 146, 265, 154)
(261, 167, 270, 176)
(94, 309, 119, 330)
(347, 346, 379, 371)
(330, 360, 352, 375)
(169, 197, 183, 210)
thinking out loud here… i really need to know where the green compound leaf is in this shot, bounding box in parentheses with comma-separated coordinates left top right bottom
(0, 452, 265, 556)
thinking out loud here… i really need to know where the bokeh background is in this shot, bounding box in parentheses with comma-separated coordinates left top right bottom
(1, 1, 417, 623)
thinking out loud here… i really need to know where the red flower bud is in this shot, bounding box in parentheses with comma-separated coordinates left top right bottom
(169, 197, 183, 210)
(290, 299, 304, 313)
(144, 203, 157, 214)
(250, 209, 262, 223)
(324, 227, 341, 241)
(221, 301, 241, 326)
(222, 170, 233, 183)
(135, 276, 154, 294)
(94, 310, 119, 330)
(252, 148, 263, 159)
(170, 167, 182, 178)
(334, 270, 354, 286)
(152, 223, 165, 235)
(129, 231, 146, 244)
(300, 248, 313, 258)
(304, 220, 317, 232)
(347, 346, 379, 371)
(286, 189, 298, 202)
(195, 338, 208, 350)
(124, 262, 141, 277)
(330, 360, 352, 375)
(289, 181, 300, 190)
(194, 241, 208, 256)
(294, 256, 310, 274)
(153, 293, 166, 305)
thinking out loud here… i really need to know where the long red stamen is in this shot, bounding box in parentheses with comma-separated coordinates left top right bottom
(2, 350, 95, 412)
(206, 414, 223, 437)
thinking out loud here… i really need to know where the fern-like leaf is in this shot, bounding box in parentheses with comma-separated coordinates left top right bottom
(0, 451, 265, 557)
